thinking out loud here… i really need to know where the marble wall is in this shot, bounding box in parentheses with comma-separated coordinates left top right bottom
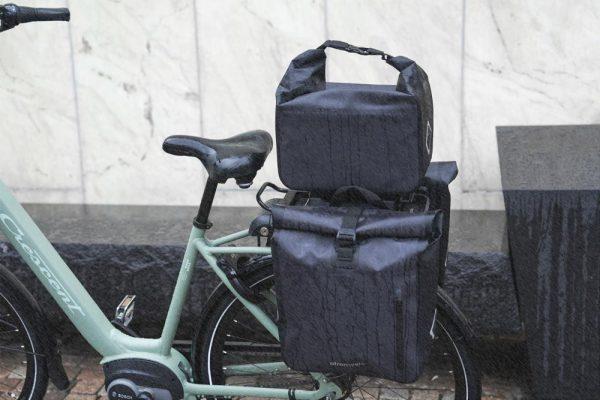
(1, 0, 598, 209)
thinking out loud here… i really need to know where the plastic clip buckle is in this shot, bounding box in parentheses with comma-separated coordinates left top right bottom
(345, 44, 370, 56)
(345, 44, 390, 60)
(335, 229, 357, 263)
(336, 229, 356, 248)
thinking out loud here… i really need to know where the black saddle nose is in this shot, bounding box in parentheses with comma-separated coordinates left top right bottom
(163, 130, 273, 187)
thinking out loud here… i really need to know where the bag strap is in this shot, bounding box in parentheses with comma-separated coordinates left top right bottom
(318, 40, 391, 60)
(318, 40, 416, 74)
(276, 40, 422, 104)
(395, 187, 431, 213)
(330, 186, 390, 209)
(335, 207, 363, 268)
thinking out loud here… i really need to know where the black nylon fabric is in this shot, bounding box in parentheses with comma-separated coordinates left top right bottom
(275, 43, 433, 196)
(271, 206, 442, 382)
(504, 190, 600, 399)
(420, 162, 458, 284)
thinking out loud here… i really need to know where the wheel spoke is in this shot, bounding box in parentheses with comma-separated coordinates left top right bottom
(350, 377, 375, 396)
(224, 342, 280, 354)
(373, 385, 409, 400)
(226, 332, 277, 346)
(0, 345, 41, 357)
(0, 320, 17, 331)
(223, 349, 275, 376)
(0, 294, 37, 399)
(227, 333, 277, 344)
(231, 318, 274, 343)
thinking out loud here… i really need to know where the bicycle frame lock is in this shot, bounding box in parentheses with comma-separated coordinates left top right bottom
(0, 179, 343, 399)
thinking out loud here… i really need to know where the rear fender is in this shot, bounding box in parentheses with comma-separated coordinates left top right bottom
(437, 287, 477, 345)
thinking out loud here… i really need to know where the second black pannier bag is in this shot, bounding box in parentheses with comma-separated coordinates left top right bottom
(398, 161, 458, 285)
(276, 40, 434, 197)
(271, 205, 442, 382)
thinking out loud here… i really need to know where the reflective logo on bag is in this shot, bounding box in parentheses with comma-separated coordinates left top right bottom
(426, 120, 433, 155)
(329, 361, 367, 368)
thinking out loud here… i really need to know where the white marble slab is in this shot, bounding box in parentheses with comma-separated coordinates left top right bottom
(69, 0, 202, 205)
(462, 0, 600, 199)
(326, 0, 463, 161)
(4, 0, 597, 210)
(326, 0, 465, 205)
(196, 0, 327, 200)
(0, 0, 81, 203)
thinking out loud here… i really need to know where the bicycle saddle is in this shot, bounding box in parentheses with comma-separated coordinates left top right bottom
(163, 130, 273, 187)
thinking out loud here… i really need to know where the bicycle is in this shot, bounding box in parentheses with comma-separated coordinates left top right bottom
(0, 4, 481, 400)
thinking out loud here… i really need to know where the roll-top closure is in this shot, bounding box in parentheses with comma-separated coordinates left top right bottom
(271, 205, 442, 240)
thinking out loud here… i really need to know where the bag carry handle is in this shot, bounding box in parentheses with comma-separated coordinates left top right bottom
(318, 40, 391, 60)
(276, 40, 423, 104)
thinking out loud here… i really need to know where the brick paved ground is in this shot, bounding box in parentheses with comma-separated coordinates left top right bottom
(0, 335, 529, 399)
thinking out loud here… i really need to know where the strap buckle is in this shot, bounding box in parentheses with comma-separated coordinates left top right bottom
(334, 208, 362, 266)
(336, 228, 357, 248)
(396, 188, 431, 212)
(345, 44, 390, 60)
(345, 44, 370, 55)
(335, 228, 357, 264)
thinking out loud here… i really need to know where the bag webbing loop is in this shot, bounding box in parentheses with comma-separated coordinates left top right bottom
(335, 207, 362, 267)
(318, 40, 391, 60)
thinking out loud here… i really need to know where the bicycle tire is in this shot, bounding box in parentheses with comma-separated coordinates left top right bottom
(0, 270, 49, 399)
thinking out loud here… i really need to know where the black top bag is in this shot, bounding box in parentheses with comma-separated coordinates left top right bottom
(276, 40, 434, 197)
(271, 205, 442, 382)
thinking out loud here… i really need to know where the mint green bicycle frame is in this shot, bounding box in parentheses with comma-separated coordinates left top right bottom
(0, 180, 342, 399)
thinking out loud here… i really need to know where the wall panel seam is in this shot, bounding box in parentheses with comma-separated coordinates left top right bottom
(65, 0, 86, 204)
(323, 0, 329, 40)
(192, 0, 204, 138)
(459, 0, 467, 199)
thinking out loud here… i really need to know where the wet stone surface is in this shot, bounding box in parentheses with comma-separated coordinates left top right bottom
(0, 205, 521, 340)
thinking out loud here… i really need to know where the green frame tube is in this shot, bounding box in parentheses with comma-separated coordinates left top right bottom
(0, 180, 341, 399)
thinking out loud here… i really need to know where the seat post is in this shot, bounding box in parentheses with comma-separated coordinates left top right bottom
(194, 178, 219, 229)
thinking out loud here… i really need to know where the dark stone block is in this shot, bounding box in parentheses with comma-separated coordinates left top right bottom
(444, 209, 521, 337)
(498, 125, 600, 399)
(0, 242, 219, 338)
(0, 204, 257, 339)
(444, 251, 520, 337)
(0, 204, 521, 339)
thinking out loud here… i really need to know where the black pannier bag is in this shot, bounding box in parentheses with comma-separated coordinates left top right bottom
(399, 161, 458, 285)
(276, 40, 434, 197)
(271, 205, 443, 382)
(277, 161, 458, 285)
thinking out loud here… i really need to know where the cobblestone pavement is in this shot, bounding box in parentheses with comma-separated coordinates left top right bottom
(0, 336, 528, 399)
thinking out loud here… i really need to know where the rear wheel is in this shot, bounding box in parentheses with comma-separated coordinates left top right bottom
(0, 275, 48, 399)
(192, 258, 481, 399)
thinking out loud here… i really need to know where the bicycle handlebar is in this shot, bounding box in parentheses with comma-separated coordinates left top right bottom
(0, 3, 69, 32)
